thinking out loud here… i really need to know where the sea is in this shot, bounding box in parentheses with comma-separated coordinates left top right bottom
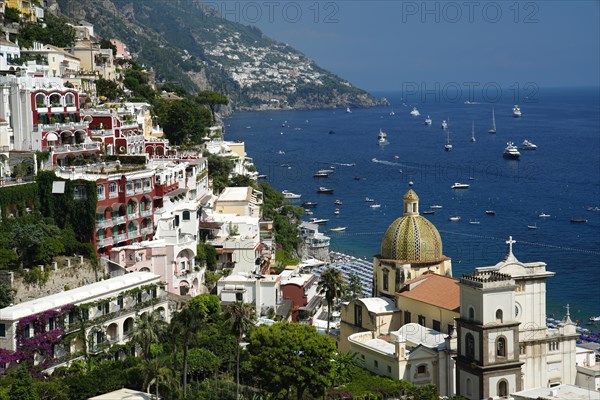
(224, 87, 600, 325)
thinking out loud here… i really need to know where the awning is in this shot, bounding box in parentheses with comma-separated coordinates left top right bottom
(46, 132, 59, 141)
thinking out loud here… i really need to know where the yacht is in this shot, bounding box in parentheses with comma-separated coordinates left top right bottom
(410, 107, 420, 116)
(430, 205, 443, 209)
(513, 105, 522, 117)
(570, 218, 588, 223)
(304, 209, 313, 215)
(485, 210, 496, 215)
(441, 120, 448, 130)
(449, 215, 461, 221)
(469, 219, 481, 225)
(313, 171, 330, 178)
(539, 213, 551, 218)
(309, 217, 329, 224)
(521, 140, 537, 150)
(329, 226, 347, 232)
(302, 201, 318, 208)
(451, 183, 470, 189)
(377, 129, 388, 145)
(334, 199, 343, 205)
(444, 130, 452, 151)
(527, 223, 539, 230)
(334, 208, 340, 215)
(422, 210, 435, 215)
(317, 187, 334, 193)
(365, 197, 375, 202)
(503, 142, 521, 159)
(370, 203, 381, 209)
(424, 116, 432, 125)
(346, 107, 352, 113)
(389, 108, 395, 116)
(282, 190, 301, 199)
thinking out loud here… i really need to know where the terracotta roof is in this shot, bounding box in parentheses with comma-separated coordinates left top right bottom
(397, 272, 460, 312)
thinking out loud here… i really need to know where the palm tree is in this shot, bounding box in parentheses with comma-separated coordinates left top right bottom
(317, 267, 345, 333)
(141, 358, 179, 400)
(225, 301, 256, 400)
(130, 310, 167, 359)
(171, 306, 201, 398)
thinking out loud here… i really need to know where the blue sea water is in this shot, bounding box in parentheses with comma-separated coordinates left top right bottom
(224, 87, 600, 324)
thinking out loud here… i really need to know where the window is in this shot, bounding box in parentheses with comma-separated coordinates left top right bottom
(97, 184, 105, 197)
(135, 180, 142, 191)
(109, 182, 117, 194)
(404, 311, 412, 324)
(448, 324, 454, 335)
(382, 268, 389, 291)
(374, 360, 378, 369)
(416, 365, 427, 375)
(498, 380, 508, 397)
(519, 344, 526, 355)
(235, 292, 243, 302)
(465, 333, 475, 359)
(48, 316, 55, 331)
(418, 315, 426, 326)
(137, 292, 143, 303)
(549, 341, 559, 351)
(82, 308, 89, 321)
(174, 215, 180, 227)
(68, 310, 75, 324)
(468, 307, 475, 321)
(182, 211, 190, 221)
(432, 320, 441, 332)
(354, 305, 363, 327)
(387, 365, 392, 374)
(23, 323, 31, 338)
(0, 323, 5, 338)
(496, 337, 506, 357)
(117, 296, 123, 309)
(466, 378, 473, 396)
(496, 309, 504, 324)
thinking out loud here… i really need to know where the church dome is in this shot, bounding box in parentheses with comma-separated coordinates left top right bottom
(380, 189, 443, 262)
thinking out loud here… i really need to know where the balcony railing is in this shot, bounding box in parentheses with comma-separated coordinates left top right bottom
(140, 227, 153, 235)
(127, 212, 139, 220)
(96, 237, 114, 247)
(114, 233, 127, 243)
(140, 209, 152, 217)
(120, 122, 138, 129)
(113, 216, 127, 225)
(96, 219, 113, 229)
(37, 122, 88, 132)
(49, 143, 101, 154)
(127, 231, 141, 240)
(90, 129, 113, 137)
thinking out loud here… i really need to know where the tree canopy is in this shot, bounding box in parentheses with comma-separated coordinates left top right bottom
(195, 91, 229, 123)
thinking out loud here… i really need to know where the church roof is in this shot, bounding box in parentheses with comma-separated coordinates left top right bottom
(358, 297, 398, 314)
(397, 272, 460, 312)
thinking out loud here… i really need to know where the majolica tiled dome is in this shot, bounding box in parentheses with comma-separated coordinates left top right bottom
(380, 189, 443, 262)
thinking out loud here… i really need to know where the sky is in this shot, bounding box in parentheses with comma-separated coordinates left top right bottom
(214, 0, 600, 92)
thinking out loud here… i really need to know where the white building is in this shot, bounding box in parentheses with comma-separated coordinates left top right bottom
(0, 35, 20, 72)
(0, 272, 169, 372)
(217, 272, 285, 318)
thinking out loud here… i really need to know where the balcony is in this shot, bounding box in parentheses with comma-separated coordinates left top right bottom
(96, 219, 113, 229)
(127, 231, 141, 240)
(90, 129, 113, 137)
(126, 189, 134, 196)
(140, 226, 153, 235)
(113, 216, 126, 225)
(96, 237, 114, 247)
(114, 233, 127, 243)
(49, 143, 101, 154)
(127, 212, 139, 220)
(120, 122, 139, 130)
(38, 122, 89, 132)
(140, 209, 152, 217)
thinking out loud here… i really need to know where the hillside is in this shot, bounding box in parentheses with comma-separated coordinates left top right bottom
(52, 0, 380, 110)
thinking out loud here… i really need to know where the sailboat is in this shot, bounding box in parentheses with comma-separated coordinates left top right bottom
(488, 107, 497, 134)
(389, 106, 395, 116)
(471, 121, 476, 142)
(444, 129, 452, 151)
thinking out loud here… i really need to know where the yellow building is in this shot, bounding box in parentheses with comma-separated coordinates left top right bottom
(214, 186, 263, 218)
(4, 0, 40, 22)
(373, 188, 452, 298)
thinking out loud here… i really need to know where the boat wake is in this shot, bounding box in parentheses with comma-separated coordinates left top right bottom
(371, 158, 404, 167)
(328, 162, 356, 167)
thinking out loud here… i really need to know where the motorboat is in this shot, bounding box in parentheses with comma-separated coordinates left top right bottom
(469, 219, 480, 225)
(309, 217, 329, 224)
(570, 218, 588, 223)
(589, 316, 600, 322)
(334, 208, 340, 215)
(441, 120, 448, 129)
(282, 190, 301, 199)
(444, 129, 452, 151)
(317, 187, 334, 193)
(521, 140, 537, 150)
(451, 182, 470, 189)
(377, 129, 388, 145)
(334, 199, 343, 205)
(389, 108, 395, 116)
(527, 224, 539, 229)
(370, 204, 381, 209)
(485, 210, 496, 215)
(365, 197, 375, 202)
(488, 107, 497, 134)
(424, 116, 432, 125)
(257, 174, 268, 180)
(587, 206, 600, 212)
(503, 142, 521, 159)
(422, 210, 435, 215)
(346, 107, 352, 113)
(430, 205, 443, 209)
(410, 107, 420, 116)
(277, 150, 285, 154)
(513, 105, 522, 117)
(329, 226, 347, 232)
(449, 215, 461, 221)
(302, 201, 318, 208)
(314, 171, 330, 177)
(304, 209, 313, 215)
(539, 213, 551, 218)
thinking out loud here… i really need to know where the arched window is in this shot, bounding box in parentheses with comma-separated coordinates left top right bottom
(496, 336, 506, 358)
(382, 268, 389, 291)
(468, 307, 475, 321)
(49, 93, 61, 107)
(466, 333, 475, 359)
(65, 93, 75, 106)
(466, 378, 473, 396)
(498, 380, 508, 397)
(182, 210, 190, 221)
(35, 93, 46, 107)
(496, 309, 504, 323)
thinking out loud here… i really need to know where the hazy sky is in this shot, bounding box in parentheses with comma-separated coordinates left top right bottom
(214, 1, 600, 92)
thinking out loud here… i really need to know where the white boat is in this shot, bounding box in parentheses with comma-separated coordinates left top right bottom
(282, 190, 301, 199)
(329, 226, 347, 232)
(513, 105, 522, 117)
(377, 129, 388, 145)
(346, 107, 352, 113)
(441, 119, 448, 129)
(539, 213, 551, 218)
(365, 197, 375, 202)
(589, 316, 600, 322)
(389, 108, 395, 116)
(304, 209, 313, 215)
(469, 219, 480, 225)
(317, 187, 334, 193)
(334, 208, 340, 215)
(410, 107, 420, 116)
(313, 170, 330, 177)
(521, 140, 537, 150)
(308, 217, 329, 224)
(277, 150, 285, 154)
(430, 205, 443, 209)
(451, 182, 470, 189)
(334, 199, 343, 205)
(488, 107, 497, 134)
(486, 210, 496, 215)
(370, 204, 381, 209)
(444, 129, 452, 151)
(424, 116, 432, 125)
(503, 142, 521, 159)
(470, 121, 476, 142)
(449, 215, 461, 221)
(527, 223, 539, 229)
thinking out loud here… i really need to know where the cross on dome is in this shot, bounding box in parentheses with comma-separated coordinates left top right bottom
(506, 236, 516, 256)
